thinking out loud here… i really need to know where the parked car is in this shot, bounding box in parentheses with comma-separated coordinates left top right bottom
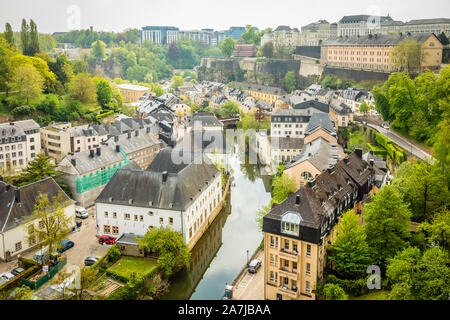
(58, 240, 75, 253)
(381, 123, 390, 129)
(248, 259, 262, 274)
(84, 257, 99, 267)
(75, 206, 89, 219)
(0, 272, 15, 282)
(11, 267, 25, 276)
(98, 235, 116, 245)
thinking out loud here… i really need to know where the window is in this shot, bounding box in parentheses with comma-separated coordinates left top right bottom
(189, 227, 192, 238)
(284, 239, 289, 251)
(134, 215, 138, 221)
(270, 271, 274, 282)
(301, 171, 313, 181)
(124, 213, 130, 220)
(306, 263, 311, 275)
(113, 212, 117, 219)
(112, 226, 119, 235)
(293, 242, 298, 254)
(293, 262, 298, 272)
(306, 281, 311, 293)
(104, 211, 108, 218)
(169, 217, 174, 225)
(283, 277, 289, 287)
(270, 254, 274, 266)
(159, 217, 163, 224)
(306, 244, 311, 257)
(15, 242, 22, 251)
(148, 211, 154, 216)
(270, 236, 275, 248)
(103, 225, 111, 233)
(139, 215, 143, 222)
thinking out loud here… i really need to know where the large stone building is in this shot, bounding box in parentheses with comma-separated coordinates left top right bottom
(263, 150, 377, 300)
(231, 82, 287, 105)
(273, 26, 301, 49)
(402, 18, 450, 37)
(337, 15, 394, 36)
(321, 33, 443, 73)
(95, 148, 223, 249)
(300, 20, 337, 46)
(0, 120, 41, 172)
(116, 84, 151, 103)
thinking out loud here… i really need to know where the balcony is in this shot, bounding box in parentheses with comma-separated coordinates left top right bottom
(278, 267, 298, 280)
(278, 285, 298, 299)
(279, 249, 298, 261)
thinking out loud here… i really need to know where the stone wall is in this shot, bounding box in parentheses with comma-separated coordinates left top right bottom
(322, 67, 391, 82)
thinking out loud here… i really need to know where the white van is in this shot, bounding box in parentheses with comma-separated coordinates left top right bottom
(75, 206, 89, 219)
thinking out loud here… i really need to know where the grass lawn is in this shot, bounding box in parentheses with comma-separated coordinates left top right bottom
(108, 256, 157, 279)
(348, 290, 389, 300)
(348, 130, 370, 152)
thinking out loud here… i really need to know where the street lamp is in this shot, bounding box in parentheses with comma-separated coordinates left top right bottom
(246, 250, 249, 264)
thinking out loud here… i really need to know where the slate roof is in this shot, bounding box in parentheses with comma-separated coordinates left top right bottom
(330, 100, 353, 115)
(187, 113, 223, 128)
(405, 18, 450, 25)
(292, 100, 329, 113)
(286, 137, 339, 171)
(274, 25, 293, 32)
(96, 149, 220, 211)
(0, 124, 26, 145)
(304, 113, 336, 137)
(264, 151, 374, 236)
(61, 145, 126, 175)
(322, 33, 435, 46)
(9, 120, 40, 132)
(272, 137, 304, 150)
(108, 132, 161, 155)
(338, 15, 393, 24)
(176, 130, 233, 155)
(0, 178, 72, 233)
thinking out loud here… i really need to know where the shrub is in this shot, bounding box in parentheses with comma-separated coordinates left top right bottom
(327, 274, 367, 297)
(108, 244, 121, 263)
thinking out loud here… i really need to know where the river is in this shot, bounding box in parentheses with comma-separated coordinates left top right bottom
(160, 147, 273, 300)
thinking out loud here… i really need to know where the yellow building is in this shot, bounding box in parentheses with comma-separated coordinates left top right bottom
(321, 33, 443, 73)
(263, 151, 377, 300)
(116, 84, 151, 103)
(231, 82, 287, 105)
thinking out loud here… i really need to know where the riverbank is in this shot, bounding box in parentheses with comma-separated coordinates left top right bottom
(231, 247, 265, 300)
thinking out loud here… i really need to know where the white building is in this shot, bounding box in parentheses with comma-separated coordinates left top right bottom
(0, 178, 75, 262)
(0, 120, 41, 173)
(95, 148, 222, 248)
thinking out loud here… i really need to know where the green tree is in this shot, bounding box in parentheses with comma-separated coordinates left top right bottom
(150, 83, 165, 97)
(364, 185, 412, 268)
(241, 25, 260, 45)
(323, 283, 347, 300)
(28, 19, 40, 56)
(284, 71, 296, 93)
(168, 42, 180, 61)
(272, 173, 297, 204)
(18, 153, 61, 186)
(96, 79, 113, 107)
(219, 101, 239, 118)
(8, 64, 44, 104)
(171, 75, 184, 89)
(392, 160, 449, 221)
(137, 227, 191, 276)
(25, 192, 73, 257)
(372, 86, 392, 122)
(359, 101, 370, 113)
(387, 246, 450, 300)
(418, 209, 450, 250)
(390, 40, 424, 73)
(91, 40, 106, 59)
(261, 41, 274, 58)
(221, 37, 235, 57)
(75, 266, 98, 300)
(68, 73, 97, 104)
(328, 210, 372, 279)
(4, 23, 14, 47)
(20, 19, 29, 55)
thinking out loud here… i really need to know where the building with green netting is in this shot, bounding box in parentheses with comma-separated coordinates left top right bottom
(56, 144, 131, 207)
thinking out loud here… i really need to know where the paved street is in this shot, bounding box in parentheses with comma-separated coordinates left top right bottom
(232, 250, 264, 300)
(364, 123, 433, 161)
(0, 207, 108, 276)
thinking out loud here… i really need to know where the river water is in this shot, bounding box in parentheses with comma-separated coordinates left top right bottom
(160, 148, 272, 300)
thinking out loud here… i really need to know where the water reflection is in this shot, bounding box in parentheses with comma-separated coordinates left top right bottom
(160, 148, 272, 300)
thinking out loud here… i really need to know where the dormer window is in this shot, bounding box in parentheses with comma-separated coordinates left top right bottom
(281, 212, 301, 237)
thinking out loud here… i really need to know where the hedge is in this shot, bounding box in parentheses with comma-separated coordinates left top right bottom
(96, 110, 114, 120)
(375, 132, 407, 164)
(326, 274, 368, 297)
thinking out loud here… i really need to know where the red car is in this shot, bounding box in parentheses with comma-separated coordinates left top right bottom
(98, 235, 116, 245)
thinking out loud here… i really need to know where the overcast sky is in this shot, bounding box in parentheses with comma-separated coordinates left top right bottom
(1, 0, 449, 34)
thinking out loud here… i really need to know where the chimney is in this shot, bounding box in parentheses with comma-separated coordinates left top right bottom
(96, 147, 101, 156)
(135, 130, 139, 137)
(71, 159, 76, 167)
(162, 171, 168, 182)
(15, 189, 20, 203)
(295, 194, 300, 205)
(114, 136, 119, 142)
(116, 145, 121, 152)
(89, 149, 95, 158)
(355, 148, 363, 158)
(128, 132, 132, 139)
(369, 159, 374, 167)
